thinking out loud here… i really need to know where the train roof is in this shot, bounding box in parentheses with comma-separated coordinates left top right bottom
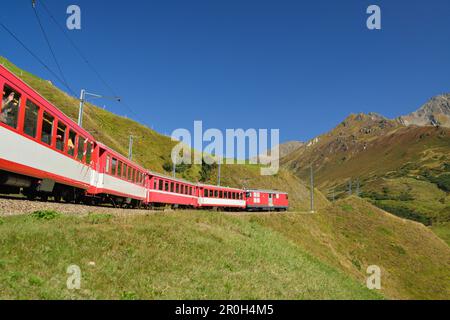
(97, 142, 147, 171)
(147, 170, 197, 186)
(245, 189, 288, 195)
(197, 183, 243, 192)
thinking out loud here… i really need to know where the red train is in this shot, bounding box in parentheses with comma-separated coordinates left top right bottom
(0, 65, 288, 211)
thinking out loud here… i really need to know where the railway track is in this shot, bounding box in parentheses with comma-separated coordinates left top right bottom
(0, 196, 154, 217)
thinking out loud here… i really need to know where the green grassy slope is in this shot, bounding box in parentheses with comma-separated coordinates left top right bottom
(0, 212, 380, 300)
(0, 57, 326, 210)
(253, 197, 450, 300)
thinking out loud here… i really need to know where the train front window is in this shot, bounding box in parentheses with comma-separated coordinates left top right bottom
(41, 112, 54, 145)
(1, 85, 21, 129)
(56, 122, 67, 151)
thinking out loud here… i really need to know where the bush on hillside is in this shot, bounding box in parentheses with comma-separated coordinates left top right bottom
(373, 202, 432, 226)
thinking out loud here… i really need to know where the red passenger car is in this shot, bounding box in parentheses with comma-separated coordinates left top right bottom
(0, 64, 96, 202)
(146, 172, 197, 208)
(197, 184, 246, 210)
(245, 190, 289, 211)
(88, 142, 147, 207)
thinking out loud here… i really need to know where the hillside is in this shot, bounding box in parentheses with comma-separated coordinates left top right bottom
(0, 57, 326, 211)
(282, 111, 450, 224)
(254, 197, 450, 300)
(0, 210, 381, 300)
(1, 197, 449, 299)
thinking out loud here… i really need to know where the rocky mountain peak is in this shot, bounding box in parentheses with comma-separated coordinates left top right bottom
(398, 94, 450, 127)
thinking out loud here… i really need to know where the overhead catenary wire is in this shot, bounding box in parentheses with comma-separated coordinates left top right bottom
(0, 21, 76, 97)
(38, 0, 142, 120)
(32, 1, 74, 97)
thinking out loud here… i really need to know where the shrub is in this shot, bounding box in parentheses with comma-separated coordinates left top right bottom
(434, 174, 450, 192)
(373, 202, 432, 226)
(30, 210, 60, 220)
(88, 213, 112, 224)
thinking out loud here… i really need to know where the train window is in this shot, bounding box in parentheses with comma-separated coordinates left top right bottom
(24, 100, 39, 138)
(219, 191, 223, 198)
(56, 121, 67, 151)
(175, 184, 179, 193)
(164, 181, 169, 191)
(1, 85, 21, 129)
(123, 164, 128, 179)
(130, 168, 134, 182)
(41, 112, 54, 145)
(68, 130, 76, 156)
(159, 180, 163, 190)
(117, 161, 122, 177)
(153, 179, 157, 189)
(77, 137, 85, 161)
(190, 187, 193, 195)
(106, 155, 111, 173)
(111, 158, 117, 175)
(170, 182, 174, 193)
(203, 189, 208, 197)
(213, 190, 217, 198)
(246, 192, 251, 198)
(85, 141, 92, 164)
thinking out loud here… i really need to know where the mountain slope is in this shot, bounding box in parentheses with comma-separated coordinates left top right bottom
(0, 211, 381, 300)
(282, 110, 450, 224)
(253, 197, 450, 300)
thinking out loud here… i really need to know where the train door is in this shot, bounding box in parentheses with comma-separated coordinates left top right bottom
(91, 146, 104, 189)
(268, 193, 274, 208)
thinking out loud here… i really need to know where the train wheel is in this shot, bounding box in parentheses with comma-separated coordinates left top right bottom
(54, 194, 62, 203)
(26, 193, 37, 201)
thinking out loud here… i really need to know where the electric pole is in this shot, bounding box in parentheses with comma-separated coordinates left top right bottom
(173, 154, 176, 178)
(128, 135, 134, 160)
(310, 163, 314, 213)
(217, 157, 221, 186)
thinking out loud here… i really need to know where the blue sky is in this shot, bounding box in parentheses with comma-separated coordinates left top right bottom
(1, 0, 449, 143)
